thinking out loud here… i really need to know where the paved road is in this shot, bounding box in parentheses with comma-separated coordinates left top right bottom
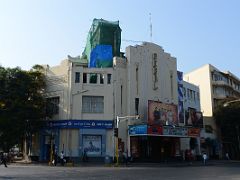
(0, 163, 240, 180)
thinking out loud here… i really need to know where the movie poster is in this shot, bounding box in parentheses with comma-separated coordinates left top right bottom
(148, 100, 178, 125)
(185, 108, 203, 127)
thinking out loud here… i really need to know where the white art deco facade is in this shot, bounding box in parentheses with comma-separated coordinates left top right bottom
(32, 42, 203, 162)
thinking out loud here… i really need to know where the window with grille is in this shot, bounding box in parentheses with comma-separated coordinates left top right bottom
(107, 74, 111, 84)
(75, 72, 80, 83)
(82, 96, 104, 113)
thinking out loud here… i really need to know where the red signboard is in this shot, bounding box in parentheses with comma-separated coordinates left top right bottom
(147, 125, 163, 135)
(188, 128, 201, 137)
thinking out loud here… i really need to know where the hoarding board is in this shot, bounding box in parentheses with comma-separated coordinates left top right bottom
(185, 108, 203, 127)
(148, 100, 178, 126)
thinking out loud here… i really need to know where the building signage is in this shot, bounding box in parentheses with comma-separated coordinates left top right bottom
(147, 125, 163, 135)
(163, 126, 188, 136)
(148, 100, 178, 126)
(48, 120, 113, 129)
(188, 128, 201, 137)
(129, 125, 147, 135)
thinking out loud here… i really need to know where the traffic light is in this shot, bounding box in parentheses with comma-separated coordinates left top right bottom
(114, 128, 118, 137)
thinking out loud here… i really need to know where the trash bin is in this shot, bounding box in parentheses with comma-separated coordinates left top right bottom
(105, 155, 112, 165)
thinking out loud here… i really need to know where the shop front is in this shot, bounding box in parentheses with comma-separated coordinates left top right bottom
(129, 124, 201, 162)
(39, 120, 113, 162)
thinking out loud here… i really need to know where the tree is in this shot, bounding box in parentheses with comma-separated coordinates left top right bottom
(0, 65, 46, 155)
(214, 101, 240, 159)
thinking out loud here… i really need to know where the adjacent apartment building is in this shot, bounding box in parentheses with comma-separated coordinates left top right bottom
(184, 64, 240, 158)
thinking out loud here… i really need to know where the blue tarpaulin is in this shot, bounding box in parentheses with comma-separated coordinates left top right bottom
(89, 45, 113, 68)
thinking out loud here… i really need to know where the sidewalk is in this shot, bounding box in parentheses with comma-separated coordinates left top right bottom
(130, 160, 240, 167)
(10, 159, 240, 168)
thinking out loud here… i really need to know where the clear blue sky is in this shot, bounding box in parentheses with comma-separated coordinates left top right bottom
(0, 0, 239, 77)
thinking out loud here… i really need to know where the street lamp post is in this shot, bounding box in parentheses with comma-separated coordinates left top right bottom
(115, 115, 139, 166)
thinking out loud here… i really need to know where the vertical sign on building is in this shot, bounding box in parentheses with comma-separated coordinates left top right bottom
(177, 71, 184, 124)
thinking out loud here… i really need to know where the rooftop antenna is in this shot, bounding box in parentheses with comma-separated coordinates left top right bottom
(149, 13, 152, 42)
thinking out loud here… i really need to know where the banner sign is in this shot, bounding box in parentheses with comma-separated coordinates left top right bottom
(48, 120, 113, 129)
(163, 126, 188, 136)
(147, 125, 163, 135)
(148, 100, 178, 126)
(177, 71, 184, 124)
(129, 125, 147, 135)
(188, 128, 201, 137)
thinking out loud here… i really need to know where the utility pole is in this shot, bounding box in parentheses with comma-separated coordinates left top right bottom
(115, 115, 140, 166)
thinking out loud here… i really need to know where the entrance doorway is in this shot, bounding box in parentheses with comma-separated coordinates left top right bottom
(130, 136, 179, 162)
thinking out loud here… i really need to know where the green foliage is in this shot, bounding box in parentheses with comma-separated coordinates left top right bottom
(214, 101, 240, 146)
(0, 65, 46, 151)
(214, 101, 240, 127)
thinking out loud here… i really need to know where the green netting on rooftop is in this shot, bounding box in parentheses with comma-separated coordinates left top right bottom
(81, 18, 121, 67)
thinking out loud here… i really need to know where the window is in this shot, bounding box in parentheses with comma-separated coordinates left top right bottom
(100, 74, 104, 84)
(135, 98, 139, 115)
(90, 73, 97, 84)
(46, 96, 60, 115)
(107, 74, 111, 84)
(196, 92, 200, 100)
(183, 87, 186, 97)
(136, 67, 139, 95)
(170, 71, 173, 99)
(121, 85, 123, 113)
(75, 72, 80, 83)
(82, 96, 104, 113)
(83, 73, 87, 83)
(187, 89, 190, 99)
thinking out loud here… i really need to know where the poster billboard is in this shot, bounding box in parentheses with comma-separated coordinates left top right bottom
(83, 135, 102, 156)
(148, 100, 178, 125)
(185, 108, 203, 127)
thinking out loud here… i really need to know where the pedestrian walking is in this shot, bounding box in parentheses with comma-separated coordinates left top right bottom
(53, 151, 58, 166)
(82, 149, 88, 162)
(0, 152, 8, 168)
(225, 152, 230, 160)
(60, 151, 65, 166)
(202, 152, 207, 165)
